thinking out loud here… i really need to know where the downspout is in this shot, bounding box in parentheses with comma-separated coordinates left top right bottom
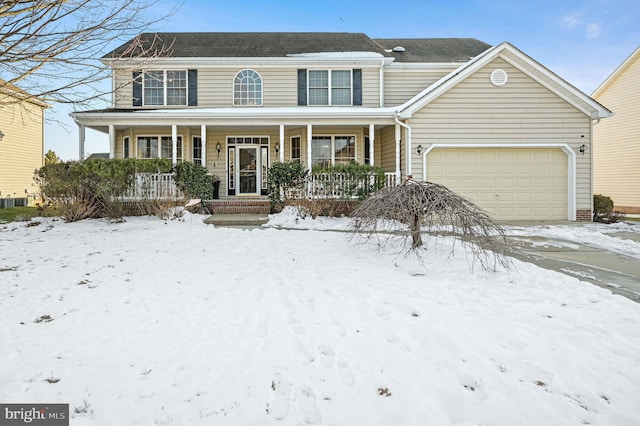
(394, 116, 412, 178)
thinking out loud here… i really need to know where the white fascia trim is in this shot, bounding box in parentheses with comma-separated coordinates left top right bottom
(105, 56, 395, 69)
(420, 143, 577, 221)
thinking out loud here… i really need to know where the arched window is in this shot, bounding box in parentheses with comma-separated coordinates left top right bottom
(234, 69, 262, 106)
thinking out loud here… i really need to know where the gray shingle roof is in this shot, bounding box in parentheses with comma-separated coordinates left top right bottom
(373, 38, 491, 62)
(104, 32, 393, 59)
(104, 33, 491, 63)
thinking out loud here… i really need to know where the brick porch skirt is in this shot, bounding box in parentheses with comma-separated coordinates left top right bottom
(576, 209, 592, 221)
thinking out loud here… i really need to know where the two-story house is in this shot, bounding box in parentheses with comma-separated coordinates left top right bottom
(71, 32, 611, 221)
(0, 79, 47, 207)
(592, 46, 640, 214)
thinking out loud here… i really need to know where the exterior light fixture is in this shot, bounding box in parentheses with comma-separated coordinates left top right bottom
(275, 143, 279, 154)
(216, 142, 221, 158)
(579, 144, 586, 155)
(0, 130, 4, 141)
(416, 144, 423, 155)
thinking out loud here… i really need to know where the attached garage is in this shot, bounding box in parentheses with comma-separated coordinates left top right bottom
(426, 147, 569, 221)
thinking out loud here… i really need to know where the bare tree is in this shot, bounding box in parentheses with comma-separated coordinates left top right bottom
(349, 180, 513, 271)
(0, 0, 179, 107)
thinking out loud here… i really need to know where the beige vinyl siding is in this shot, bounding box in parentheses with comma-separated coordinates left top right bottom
(593, 52, 640, 210)
(409, 57, 592, 211)
(379, 126, 397, 173)
(0, 102, 44, 202)
(115, 67, 380, 108)
(383, 68, 455, 106)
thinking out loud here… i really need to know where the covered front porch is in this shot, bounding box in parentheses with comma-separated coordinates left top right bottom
(72, 107, 413, 200)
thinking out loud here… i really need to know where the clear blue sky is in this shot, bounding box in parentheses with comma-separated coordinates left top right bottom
(47, 0, 640, 160)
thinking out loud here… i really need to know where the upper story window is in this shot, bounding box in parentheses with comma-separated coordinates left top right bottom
(298, 69, 362, 106)
(133, 70, 197, 107)
(143, 70, 187, 106)
(308, 70, 351, 106)
(234, 69, 263, 106)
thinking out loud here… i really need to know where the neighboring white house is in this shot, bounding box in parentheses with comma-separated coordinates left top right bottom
(71, 33, 611, 221)
(592, 46, 640, 214)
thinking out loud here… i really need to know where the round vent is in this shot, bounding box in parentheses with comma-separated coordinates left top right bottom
(490, 69, 508, 86)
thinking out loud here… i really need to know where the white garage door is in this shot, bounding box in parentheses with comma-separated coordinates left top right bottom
(426, 148, 568, 220)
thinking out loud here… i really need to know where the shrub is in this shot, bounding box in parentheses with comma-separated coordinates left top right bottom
(267, 161, 308, 210)
(35, 158, 173, 222)
(593, 194, 626, 223)
(173, 161, 218, 202)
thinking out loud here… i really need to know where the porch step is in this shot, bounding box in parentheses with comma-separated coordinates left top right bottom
(206, 199, 271, 215)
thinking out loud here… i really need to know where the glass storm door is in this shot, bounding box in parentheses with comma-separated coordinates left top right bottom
(238, 147, 258, 194)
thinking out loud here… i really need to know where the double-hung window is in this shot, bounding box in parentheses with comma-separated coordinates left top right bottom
(143, 70, 187, 106)
(308, 70, 351, 106)
(290, 136, 301, 163)
(299, 69, 361, 106)
(311, 136, 355, 167)
(135, 69, 196, 107)
(137, 135, 182, 160)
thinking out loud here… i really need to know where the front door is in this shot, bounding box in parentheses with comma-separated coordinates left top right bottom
(238, 147, 258, 194)
(227, 144, 269, 196)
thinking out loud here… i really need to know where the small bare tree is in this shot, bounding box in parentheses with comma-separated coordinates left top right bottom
(0, 0, 178, 108)
(349, 180, 513, 271)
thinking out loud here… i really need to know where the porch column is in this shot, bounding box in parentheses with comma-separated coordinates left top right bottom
(77, 123, 85, 161)
(279, 124, 285, 162)
(171, 124, 177, 165)
(369, 123, 375, 166)
(108, 124, 115, 159)
(307, 124, 313, 170)
(201, 124, 207, 167)
(395, 123, 401, 184)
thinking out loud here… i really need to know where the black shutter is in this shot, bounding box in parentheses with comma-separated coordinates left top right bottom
(298, 69, 307, 106)
(353, 69, 362, 106)
(188, 69, 198, 106)
(133, 71, 142, 106)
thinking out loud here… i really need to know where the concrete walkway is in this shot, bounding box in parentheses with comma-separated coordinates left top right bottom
(204, 213, 269, 227)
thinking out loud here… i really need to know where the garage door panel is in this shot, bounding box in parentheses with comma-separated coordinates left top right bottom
(427, 148, 568, 220)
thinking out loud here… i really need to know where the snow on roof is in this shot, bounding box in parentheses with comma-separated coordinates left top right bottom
(286, 51, 385, 58)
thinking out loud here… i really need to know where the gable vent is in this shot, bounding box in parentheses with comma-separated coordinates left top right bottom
(490, 69, 508, 86)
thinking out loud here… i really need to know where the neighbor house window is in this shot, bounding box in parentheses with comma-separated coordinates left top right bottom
(234, 69, 263, 106)
(311, 136, 356, 167)
(291, 136, 301, 163)
(308, 70, 351, 106)
(137, 135, 182, 159)
(143, 70, 187, 106)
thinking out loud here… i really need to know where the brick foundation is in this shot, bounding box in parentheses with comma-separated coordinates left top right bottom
(575, 209, 592, 222)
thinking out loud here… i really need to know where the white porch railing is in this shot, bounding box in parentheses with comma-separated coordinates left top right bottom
(302, 172, 396, 199)
(122, 171, 397, 201)
(121, 173, 183, 200)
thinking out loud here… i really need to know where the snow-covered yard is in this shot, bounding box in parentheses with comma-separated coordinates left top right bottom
(1, 211, 639, 425)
